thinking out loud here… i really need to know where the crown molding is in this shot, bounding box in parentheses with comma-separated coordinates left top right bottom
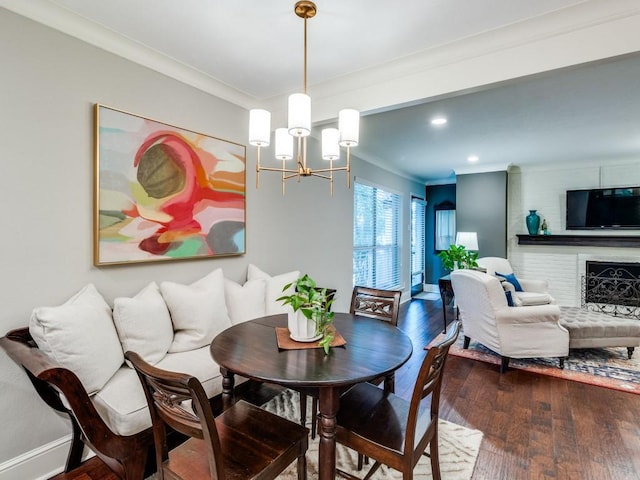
(0, 0, 255, 108)
(3, 0, 640, 120)
(302, 0, 640, 122)
(454, 163, 512, 176)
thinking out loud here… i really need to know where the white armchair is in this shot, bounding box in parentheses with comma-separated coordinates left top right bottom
(477, 256, 554, 306)
(450, 269, 569, 372)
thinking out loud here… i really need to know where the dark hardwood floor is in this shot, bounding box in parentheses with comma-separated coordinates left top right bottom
(51, 297, 640, 480)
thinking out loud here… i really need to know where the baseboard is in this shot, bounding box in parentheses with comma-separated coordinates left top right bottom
(0, 435, 92, 480)
(424, 283, 439, 293)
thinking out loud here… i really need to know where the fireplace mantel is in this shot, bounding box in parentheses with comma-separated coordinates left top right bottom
(517, 234, 640, 248)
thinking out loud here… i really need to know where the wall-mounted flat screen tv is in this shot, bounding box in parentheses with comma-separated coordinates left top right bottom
(566, 187, 640, 229)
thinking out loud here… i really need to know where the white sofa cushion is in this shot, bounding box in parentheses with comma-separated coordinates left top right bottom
(162, 268, 231, 352)
(93, 346, 223, 436)
(224, 278, 266, 324)
(247, 264, 299, 315)
(113, 282, 173, 365)
(29, 284, 124, 395)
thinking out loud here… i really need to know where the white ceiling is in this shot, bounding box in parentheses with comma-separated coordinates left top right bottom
(4, 0, 640, 183)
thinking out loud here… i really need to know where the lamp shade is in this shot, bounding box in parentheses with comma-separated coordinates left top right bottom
(248, 109, 271, 147)
(275, 128, 293, 161)
(288, 93, 311, 137)
(455, 231, 478, 251)
(338, 109, 359, 147)
(321, 128, 340, 161)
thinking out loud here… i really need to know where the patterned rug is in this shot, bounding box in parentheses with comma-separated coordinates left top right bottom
(430, 319, 640, 395)
(262, 388, 483, 479)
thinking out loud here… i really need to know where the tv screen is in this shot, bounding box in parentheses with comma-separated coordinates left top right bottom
(566, 187, 640, 229)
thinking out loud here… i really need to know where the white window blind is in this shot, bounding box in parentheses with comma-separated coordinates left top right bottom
(353, 180, 402, 290)
(411, 197, 426, 280)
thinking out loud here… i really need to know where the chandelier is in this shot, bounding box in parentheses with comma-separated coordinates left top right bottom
(248, 1, 360, 196)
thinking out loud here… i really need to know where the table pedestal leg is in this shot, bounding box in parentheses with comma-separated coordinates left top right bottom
(318, 388, 340, 480)
(220, 368, 235, 411)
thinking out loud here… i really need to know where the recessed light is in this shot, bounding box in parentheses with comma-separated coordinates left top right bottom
(467, 155, 479, 162)
(430, 117, 447, 126)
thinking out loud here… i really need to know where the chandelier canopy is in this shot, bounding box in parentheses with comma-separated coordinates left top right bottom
(248, 1, 360, 195)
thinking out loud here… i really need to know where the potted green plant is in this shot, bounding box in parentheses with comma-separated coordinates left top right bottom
(438, 244, 479, 271)
(277, 274, 335, 354)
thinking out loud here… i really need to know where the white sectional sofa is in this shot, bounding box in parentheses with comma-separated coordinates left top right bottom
(1, 264, 299, 480)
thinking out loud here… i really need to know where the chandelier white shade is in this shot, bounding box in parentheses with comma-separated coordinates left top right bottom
(249, 1, 359, 195)
(339, 109, 359, 147)
(287, 93, 311, 137)
(322, 128, 340, 161)
(248, 109, 271, 147)
(275, 128, 294, 161)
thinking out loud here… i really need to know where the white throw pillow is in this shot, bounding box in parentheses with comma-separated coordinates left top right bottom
(224, 278, 267, 324)
(247, 264, 300, 315)
(113, 282, 174, 366)
(161, 268, 231, 352)
(29, 284, 124, 395)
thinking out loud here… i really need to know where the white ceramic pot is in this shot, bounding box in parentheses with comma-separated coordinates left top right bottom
(288, 310, 321, 342)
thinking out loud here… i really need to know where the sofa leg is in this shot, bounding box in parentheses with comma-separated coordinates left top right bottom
(559, 357, 565, 370)
(463, 336, 470, 349)
(500, 356, 510, 373)
(628, 347, 635, 359)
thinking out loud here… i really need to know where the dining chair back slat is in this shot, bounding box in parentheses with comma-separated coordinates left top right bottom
(350, 286, 402, 326)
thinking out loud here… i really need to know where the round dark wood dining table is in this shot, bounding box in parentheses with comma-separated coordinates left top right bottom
(210, 312, 413, 480)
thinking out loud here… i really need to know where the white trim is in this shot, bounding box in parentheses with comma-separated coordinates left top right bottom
(0, 435, 93, 480)
(424, 283, 440, 294)
(5, 0, 639, 122)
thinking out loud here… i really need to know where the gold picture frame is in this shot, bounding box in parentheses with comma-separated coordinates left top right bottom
(94, 104, 246, 266)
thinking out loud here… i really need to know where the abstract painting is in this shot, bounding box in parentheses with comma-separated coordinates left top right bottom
(94, 104, 246, 266)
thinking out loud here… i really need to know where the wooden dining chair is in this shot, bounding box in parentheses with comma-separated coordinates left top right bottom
(126, 351, 309, 480)
(335, 320, 461, 480)
(302, 286, 402, 439)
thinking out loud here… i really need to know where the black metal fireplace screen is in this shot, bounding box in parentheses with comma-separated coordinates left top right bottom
(582, 261, 640, 319)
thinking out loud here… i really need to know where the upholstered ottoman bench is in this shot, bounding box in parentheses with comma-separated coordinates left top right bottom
(559, 307, 640, 359)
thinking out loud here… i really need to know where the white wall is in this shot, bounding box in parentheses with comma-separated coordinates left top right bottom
(0, 8, 423, 477)
(508, 158, 640, 306)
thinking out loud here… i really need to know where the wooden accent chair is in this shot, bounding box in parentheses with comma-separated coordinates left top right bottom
(301, 286, 402, 439)
(0, 328, 153, 480)
(335, 320, 461, 480)
(126, 351, 308, 480)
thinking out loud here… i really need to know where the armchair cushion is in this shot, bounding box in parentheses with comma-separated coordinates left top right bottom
(496, 272, 523, 291)
(504, 290, 515, 307)
(29, 284, 124, 395)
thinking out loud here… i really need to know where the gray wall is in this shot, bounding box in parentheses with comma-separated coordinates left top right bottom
(456, 171, 508, 258)
(0, 8, 423, 472)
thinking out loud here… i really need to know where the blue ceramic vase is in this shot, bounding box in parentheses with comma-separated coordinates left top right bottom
(526, 210, 540, 235)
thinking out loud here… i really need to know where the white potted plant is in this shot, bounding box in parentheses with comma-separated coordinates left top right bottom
(277, 274, 335, 354)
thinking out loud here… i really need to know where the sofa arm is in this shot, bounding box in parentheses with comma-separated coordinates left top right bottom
(495, 303, 561, 325)
(494, 305, 569, 358)
(1, 328, 152, 478)
(518, 278, 549, 293)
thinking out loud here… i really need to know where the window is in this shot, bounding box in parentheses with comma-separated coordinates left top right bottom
(353, 179, 402, 290)
(411, 196, 426, 293)
(434, 201, 456, 251)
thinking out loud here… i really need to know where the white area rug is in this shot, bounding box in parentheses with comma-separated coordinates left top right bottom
(263, 388, 483, 479)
